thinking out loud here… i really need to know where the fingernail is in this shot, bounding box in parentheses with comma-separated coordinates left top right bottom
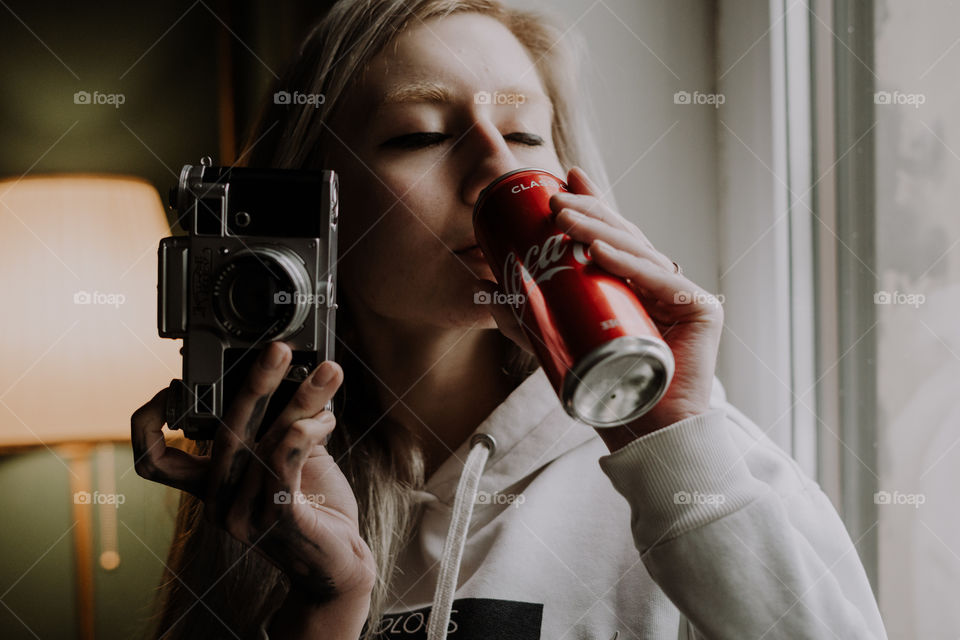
(311, 362, 337, 387)
(560, 208, 583, 221)
(262, 343, 285, 368)
(594, 239, 615, 252)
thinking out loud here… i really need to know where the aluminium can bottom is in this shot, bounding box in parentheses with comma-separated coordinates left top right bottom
(561, 335, 675, 427)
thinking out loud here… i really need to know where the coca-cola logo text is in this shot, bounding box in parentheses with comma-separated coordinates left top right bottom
(503, 232, 590, 295)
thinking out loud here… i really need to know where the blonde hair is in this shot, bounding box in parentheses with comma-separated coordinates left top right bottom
(148, 1, 611, 638)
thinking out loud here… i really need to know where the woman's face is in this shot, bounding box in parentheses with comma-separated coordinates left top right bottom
(328, 13, 565, 331)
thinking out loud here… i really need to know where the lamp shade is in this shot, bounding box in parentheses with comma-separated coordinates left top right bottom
(0, 175, 181, 446)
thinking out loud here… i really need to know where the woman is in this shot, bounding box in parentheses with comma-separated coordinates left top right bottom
(131, 1, 888, 638)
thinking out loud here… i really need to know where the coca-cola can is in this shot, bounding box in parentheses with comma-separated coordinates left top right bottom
(473, 168, 675, 427)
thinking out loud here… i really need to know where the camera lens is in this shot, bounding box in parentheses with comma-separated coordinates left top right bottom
(212, 245, 313, 341)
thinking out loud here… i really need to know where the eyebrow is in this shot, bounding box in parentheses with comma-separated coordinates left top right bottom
(381, 81, 454, 105)
(378, 81, 551, 107)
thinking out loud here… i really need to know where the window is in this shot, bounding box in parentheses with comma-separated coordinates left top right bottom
(720, 1, 960, 635)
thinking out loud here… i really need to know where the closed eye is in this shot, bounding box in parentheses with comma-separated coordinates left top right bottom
(381, 132, 450, 149)
(505, 132, 544, 146)
(380, 131, 545, 150)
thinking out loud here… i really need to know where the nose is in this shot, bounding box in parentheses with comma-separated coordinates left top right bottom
(459, 119, 526, 207)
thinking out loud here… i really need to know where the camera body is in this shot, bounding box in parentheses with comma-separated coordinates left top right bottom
(158, 157, 338, 440)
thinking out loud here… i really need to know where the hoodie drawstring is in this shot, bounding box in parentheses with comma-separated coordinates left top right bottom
(425, 433, 497, 640)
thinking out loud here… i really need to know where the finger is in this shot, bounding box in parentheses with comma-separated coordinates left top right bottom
(130, 388, 207, 497)
(557, 168, 658, 246)
(258, 360, 343, 449)
(219, 342, 293, 449)
(549, 191, 630, 231)
(206, 342, 291, 523)
(590, 240, 722, 319)
(229, 413, 336, 539)
(248, 413, 366, 602)
(567, 165, 604, 198)
(556, 207, 676, 273)
(556, 166, 617, 222)
(473, 279, 533, 354)
(550, 191, 663, 262)
(261, 415, 338, 518)
(229, 408, 338, 540)
(554, 208, 675, 271)
(223, 412, 336, 541)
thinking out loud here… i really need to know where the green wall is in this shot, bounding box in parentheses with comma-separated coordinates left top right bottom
(0, 446, 178, 638)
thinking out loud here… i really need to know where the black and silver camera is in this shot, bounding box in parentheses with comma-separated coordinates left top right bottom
(158, 157, 338, 441)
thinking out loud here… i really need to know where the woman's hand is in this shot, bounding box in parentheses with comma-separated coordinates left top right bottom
(130, 342, 377, 605)
(482, 167, 724, 446)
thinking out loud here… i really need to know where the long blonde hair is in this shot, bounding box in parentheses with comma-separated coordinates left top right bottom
(147, 1, 611, 638)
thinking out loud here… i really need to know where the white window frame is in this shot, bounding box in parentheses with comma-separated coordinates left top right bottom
(715, 0, 816, 479)
(716, 0, 880, 592)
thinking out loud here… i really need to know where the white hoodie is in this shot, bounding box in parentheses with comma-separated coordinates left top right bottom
(264, 367, 888, 639)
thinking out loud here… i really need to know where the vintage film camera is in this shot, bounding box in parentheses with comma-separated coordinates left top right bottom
(158, 157, 338, 441)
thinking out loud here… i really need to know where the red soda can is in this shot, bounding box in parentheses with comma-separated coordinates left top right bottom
(473, 168, 674, 427)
